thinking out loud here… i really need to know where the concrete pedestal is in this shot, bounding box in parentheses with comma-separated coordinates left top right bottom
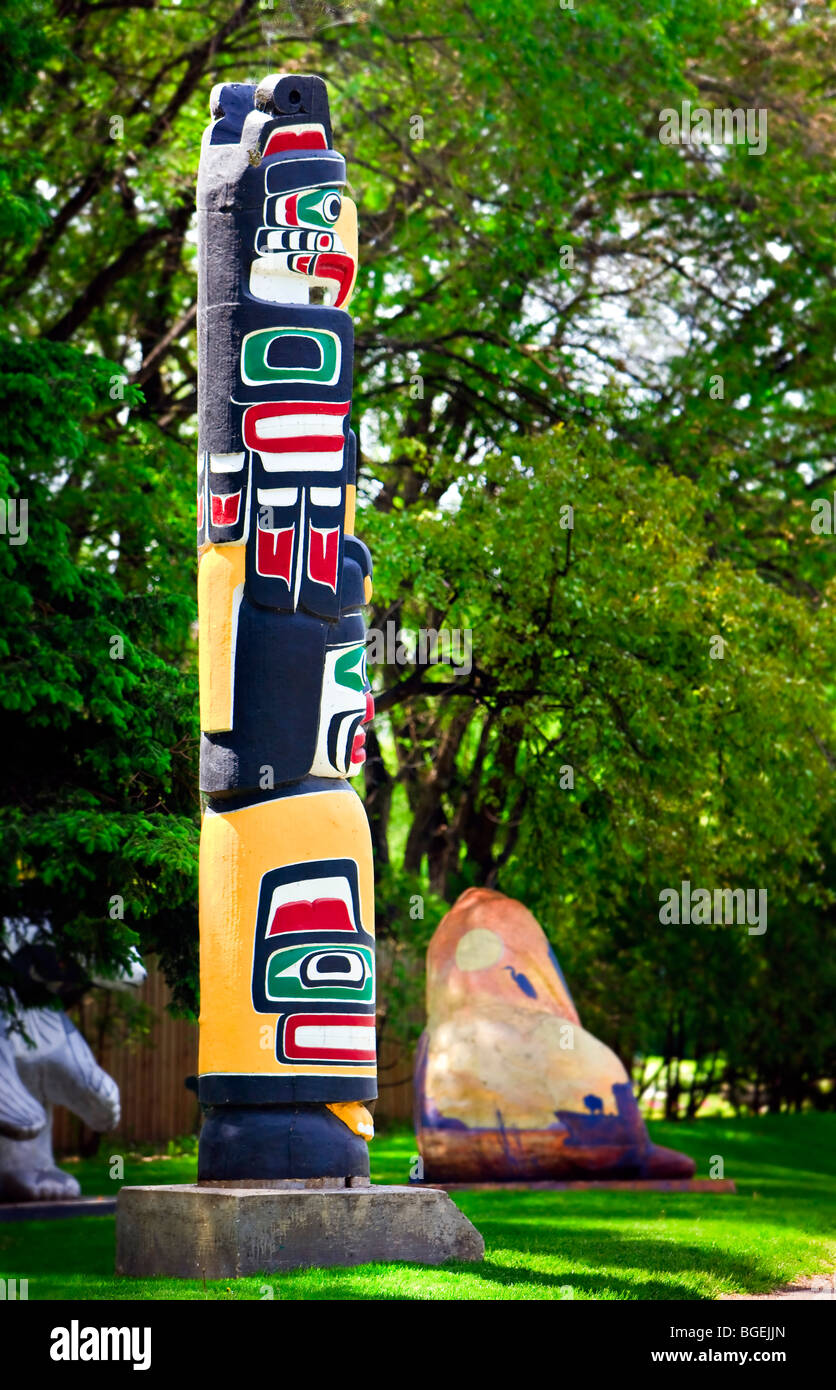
(115, 1183, 484, 1277)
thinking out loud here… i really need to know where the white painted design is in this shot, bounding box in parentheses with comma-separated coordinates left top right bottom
(293, 1025, 373, 1051)
(258, 451, 344, 473)
(310, 643, 367, 779)
(257, 487, 298, 507)
(250, 261, 310, 304)
(305, 952, 366, 983)
(265, 869, 357, 936)
(294, 489, 305, 608)
(209, 452, 246, 473)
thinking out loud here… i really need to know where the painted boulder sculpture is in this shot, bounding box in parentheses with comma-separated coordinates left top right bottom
(196, 74, 376, 1181)
(415, 888, 695, 1182)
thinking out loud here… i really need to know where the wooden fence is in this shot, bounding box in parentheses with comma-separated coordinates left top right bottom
(53, 958, 415, 1154)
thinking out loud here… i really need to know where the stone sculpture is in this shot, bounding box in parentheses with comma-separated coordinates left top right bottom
(196, 74, 376, 1182)
(0, 922, 145, 1201)
(0, 1011, 120, 1201)
(415, 888, 696, 1182)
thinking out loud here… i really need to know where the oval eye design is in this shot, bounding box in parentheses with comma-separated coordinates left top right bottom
(302, 950, 366, 986)
(264, 943, 374, 1003)
(299, 188, 341, 226)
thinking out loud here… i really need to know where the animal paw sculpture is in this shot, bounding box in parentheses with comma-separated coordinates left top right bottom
(0, 921, 145, 1202)
(415, 888, 695, 1182)
(0, 1019, 47, 1141)
(0, 1010, 120, 1201)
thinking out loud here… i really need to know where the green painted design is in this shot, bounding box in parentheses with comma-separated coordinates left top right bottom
(334, 644, 366, 692)
(296, 187, 342, 228)
(241, 327, 340, 385)
(265, 945, 375, 1002)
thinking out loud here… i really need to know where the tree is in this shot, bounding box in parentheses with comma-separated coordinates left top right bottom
(363, 427, 836, 1103)
(0, 1, 833, 1107)
(0, 338, 198, 1015)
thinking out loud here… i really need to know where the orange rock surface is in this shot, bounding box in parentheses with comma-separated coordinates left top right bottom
(415, 888, 694, 1182)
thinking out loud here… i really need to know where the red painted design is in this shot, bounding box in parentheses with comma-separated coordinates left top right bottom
(262, 127, 328, 157)
(197, 491, 204, 531)
(210, 491, 241, 526)
(267, 897, 355, 937)
(308, 525, 339, 591)
(243, 400, 349, 454)
(312, 252, 355, 308)
(283, 1013, 377, 1063)
(256, 525, 294, 584)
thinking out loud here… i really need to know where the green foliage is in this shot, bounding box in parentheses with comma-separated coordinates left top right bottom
(0, 337, 198, 1014)
(373, 861, 447, 1050)
(365, 426, 836, 1104)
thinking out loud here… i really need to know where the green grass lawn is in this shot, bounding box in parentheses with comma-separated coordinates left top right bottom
(3, 1114, 834, 1300)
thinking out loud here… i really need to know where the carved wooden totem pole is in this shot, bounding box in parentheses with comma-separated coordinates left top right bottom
(196, 74, 376, 1181)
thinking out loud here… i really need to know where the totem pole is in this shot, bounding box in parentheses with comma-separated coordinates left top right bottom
(196, 74, 376, 1182)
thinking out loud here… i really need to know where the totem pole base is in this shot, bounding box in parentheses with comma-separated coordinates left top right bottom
(115, 1183, 484, 1278)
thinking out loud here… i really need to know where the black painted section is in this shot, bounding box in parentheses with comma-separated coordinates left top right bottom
(205, 774, 355, 813)
(198, 303, 354, 457)
(198, 1074, 376, 1105)
(197, 1103, 371, 1180)
(200, 602, 327, 793)
(255, 74, 333, 134)
(251, 856, 375, 1014)
(208, 82, 256, 145)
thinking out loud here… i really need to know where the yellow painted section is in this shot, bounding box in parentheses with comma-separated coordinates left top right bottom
(326, 1101, 374, 1142)
(199, 788, 376, 1080)
(198, 543, 245, 733)
(334, 196, 358, 309)
(344, 483, 356, 536)
(363, 575, 373, 604)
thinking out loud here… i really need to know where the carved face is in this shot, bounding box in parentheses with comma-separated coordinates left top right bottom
(251, 857, 377, 1069)
(252, 180, 357, 307)
(310, 640, 373, 777)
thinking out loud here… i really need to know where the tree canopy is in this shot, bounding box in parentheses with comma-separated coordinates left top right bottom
(1, 0, 834, 1111)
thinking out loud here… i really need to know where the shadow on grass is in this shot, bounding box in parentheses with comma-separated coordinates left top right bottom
(0, 1216, 795, 1301)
